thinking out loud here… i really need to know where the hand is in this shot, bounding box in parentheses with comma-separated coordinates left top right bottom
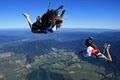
(64, 16, 67, 19)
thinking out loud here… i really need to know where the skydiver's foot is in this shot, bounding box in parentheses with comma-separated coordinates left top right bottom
(22, 13, 29, 18)
(64, 16, 67, 20)
(103, 43, 108, 49)
(106, 44, 111, 51)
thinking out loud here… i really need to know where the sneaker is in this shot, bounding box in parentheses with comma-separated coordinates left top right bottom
(22, 13, 29, 18)
(106, 44, 111, 50)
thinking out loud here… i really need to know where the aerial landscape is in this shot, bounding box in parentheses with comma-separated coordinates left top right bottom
(0, 29, 120, 80)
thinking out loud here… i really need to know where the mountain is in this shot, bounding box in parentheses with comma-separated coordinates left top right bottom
(0, 28, 120, 80)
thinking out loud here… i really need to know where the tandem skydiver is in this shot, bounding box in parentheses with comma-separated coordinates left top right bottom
(22, 5, 67, 34)
(80, 37, 112, 62)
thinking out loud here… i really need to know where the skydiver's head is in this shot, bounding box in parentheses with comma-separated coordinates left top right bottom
(55, 20, 63, 28)
(85, 37, 93, 47)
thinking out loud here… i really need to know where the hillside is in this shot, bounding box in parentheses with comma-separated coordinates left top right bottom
(0, 29, 120, 80)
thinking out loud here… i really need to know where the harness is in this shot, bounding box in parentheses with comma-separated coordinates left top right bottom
(91, 48, 100, 59)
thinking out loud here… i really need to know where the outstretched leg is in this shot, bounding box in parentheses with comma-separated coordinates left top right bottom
(22, 13, 32, 28)
(106, 44, 112, 62)
(97, 43, 112, 62)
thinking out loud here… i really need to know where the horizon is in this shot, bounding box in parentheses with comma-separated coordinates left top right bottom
(0, 27, 120, 30)
(0, 28, 120, 33)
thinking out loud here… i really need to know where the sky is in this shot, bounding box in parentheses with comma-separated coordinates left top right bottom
(0, 0, 120, 29)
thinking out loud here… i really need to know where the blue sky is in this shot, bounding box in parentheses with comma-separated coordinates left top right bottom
(0, 0, 120, 29)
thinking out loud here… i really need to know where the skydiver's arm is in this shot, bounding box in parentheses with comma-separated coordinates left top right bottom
(60, 10, 66, 18)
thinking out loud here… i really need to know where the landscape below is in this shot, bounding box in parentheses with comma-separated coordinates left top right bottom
(0, 28, 120, 80)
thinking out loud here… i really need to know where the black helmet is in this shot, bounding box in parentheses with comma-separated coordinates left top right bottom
(85, 37, 93, 45)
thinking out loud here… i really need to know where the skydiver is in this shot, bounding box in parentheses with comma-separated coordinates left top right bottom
(22, 5, 66, 34)
(80, 37, 112, 62)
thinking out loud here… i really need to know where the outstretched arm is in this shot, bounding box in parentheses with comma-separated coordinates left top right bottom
(60, 9, 66, 18)
(60, 10, 67, 20)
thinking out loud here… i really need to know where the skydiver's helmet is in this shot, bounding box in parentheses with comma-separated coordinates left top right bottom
(50, 9, 54, 12)
(85, 37, 93, 46)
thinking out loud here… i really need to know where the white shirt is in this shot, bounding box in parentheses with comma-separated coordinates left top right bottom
(52, 25, 57, 31)
(83, 46, 93, 58)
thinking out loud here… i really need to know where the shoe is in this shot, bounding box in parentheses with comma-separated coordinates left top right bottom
(22, 13, 29, 18)
(106, 44, 111, 50)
